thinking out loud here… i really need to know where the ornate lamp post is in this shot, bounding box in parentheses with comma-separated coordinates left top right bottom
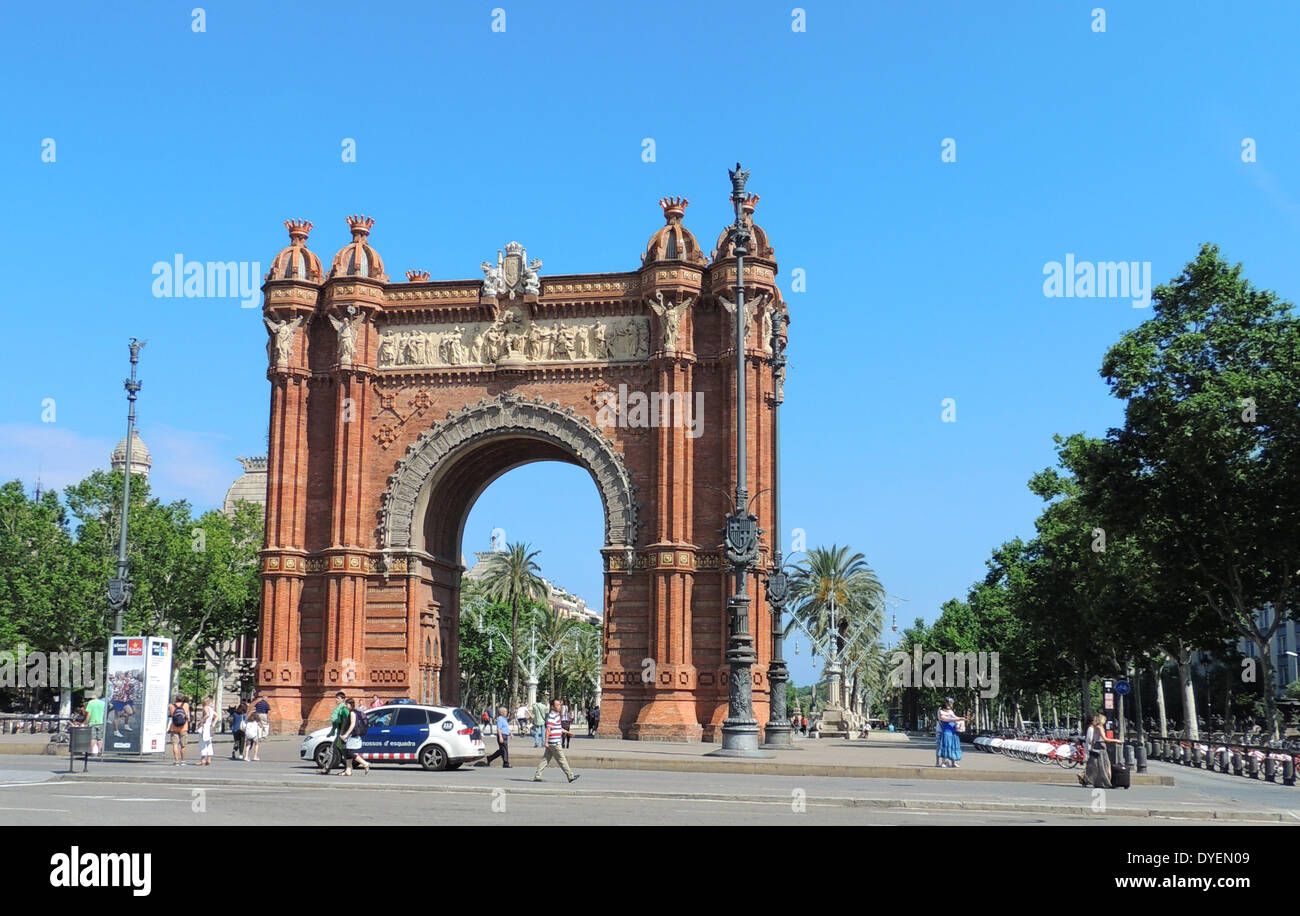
(763, 308, 793, 748)
(107, 339, 145, 636)
(712, 163, 770, 757)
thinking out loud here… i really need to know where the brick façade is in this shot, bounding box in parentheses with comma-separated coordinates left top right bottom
(257, 198, 787, 740)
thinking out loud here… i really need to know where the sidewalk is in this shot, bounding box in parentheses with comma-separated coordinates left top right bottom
(4, 730, 1173, 786)
(30, 741, 1297, 822)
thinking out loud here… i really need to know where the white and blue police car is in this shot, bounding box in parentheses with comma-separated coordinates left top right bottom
(299, 703, 485, 771)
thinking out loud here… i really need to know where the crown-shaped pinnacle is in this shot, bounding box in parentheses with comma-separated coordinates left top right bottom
(346, 214, 376, 239)
(405, 269, 431, 282)
(285, 219, 313, 244)
(742, 193, 759, 215)
(659, 197, 689, 223)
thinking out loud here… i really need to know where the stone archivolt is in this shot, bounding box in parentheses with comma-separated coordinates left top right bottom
(379, 394, 639, 552)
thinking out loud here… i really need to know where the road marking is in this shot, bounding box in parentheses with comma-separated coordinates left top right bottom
(0, 806, 70, 812)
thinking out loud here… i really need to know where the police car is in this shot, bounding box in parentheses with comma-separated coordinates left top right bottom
(299, 704, 485, 771)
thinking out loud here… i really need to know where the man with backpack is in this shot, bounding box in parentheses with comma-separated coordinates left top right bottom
(167, 696, 190, 766)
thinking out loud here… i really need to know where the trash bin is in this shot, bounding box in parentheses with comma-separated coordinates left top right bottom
(67, 725, 92, 773)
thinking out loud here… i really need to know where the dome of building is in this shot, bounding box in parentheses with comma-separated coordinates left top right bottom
(223, 456, 268, 516)
(641, 197, 705, 267)
(329, 215, 387, 280)
(110, 430, 152, 480)
(711, 194, 774, 262)
(268, 219, 324, 282)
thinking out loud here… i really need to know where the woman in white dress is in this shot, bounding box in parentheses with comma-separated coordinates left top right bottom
(198, 696, 216, 766)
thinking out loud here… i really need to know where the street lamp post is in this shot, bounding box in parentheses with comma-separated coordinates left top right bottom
(107, 339, 145, 636)
(712, 162, 769, 757)
(763, 293, 793, 749)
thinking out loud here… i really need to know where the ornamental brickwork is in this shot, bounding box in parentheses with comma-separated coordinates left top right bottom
(257, 197, 787, 739)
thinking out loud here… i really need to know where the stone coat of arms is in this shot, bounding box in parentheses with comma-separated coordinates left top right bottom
(481, 241, 542, 299)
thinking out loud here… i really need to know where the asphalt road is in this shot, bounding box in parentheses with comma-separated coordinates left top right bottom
(0, 752, 1295, 826)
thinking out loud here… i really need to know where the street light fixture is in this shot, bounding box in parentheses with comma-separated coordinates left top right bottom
(107, 339, 145, 636)
(711, 162, 769, 758)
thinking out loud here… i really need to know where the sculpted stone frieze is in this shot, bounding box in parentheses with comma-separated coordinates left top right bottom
(377, 305, 650, 370)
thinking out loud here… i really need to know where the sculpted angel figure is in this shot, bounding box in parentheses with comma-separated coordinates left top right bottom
(647, 290, 692, 352)
(264, 315, 303, 366)
(718, 291, 765, 345)
(329, 314, 359, 365)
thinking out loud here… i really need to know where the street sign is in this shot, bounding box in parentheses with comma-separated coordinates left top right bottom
(1115, 680, 1131, 696)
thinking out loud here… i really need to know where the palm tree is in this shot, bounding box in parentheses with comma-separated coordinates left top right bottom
(532, 602, 578, 699)
(787, 545, 886, 705)
(475, 542, 547, 706)
(568, 626, 603, 710)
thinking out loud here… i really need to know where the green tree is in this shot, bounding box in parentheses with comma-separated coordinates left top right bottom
(474, 543, 547, 707)
(1099, 244, 1300, 736)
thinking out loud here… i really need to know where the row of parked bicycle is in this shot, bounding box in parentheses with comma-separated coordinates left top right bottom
(1146, 735, 1299, 784)
(972, 734, 1087, 768)
(973, 729, 1300, 786)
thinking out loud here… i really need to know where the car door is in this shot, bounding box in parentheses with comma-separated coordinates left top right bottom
(387, 707, 432, 761)
(360, 708, 395, 758)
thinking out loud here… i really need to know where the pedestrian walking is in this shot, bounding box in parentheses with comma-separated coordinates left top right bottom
(588, 704, 599, 737)
(482, 706, 512, 767)
(251, 692, 271, 737)
(167, 696, 190, 766)
(560, 701, 573, 749)
(533, 699, 579, 783)
(319, 691, 350, 775)
(531, 698, 548, 748)
(198, 696, 216, 766)
(1080, 714, 1115, 788)
(230, 702, 247, 760)
(516, 704, 529, 734)
(242, 706, 263, 761)
(338, 699, 370, 776)
(85, 691, 106, 757)
(936, 698, 964, 768)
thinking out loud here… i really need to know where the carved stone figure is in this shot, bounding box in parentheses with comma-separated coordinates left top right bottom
(264, 315, 303, 366)
(592, 322, 608, 359)
(523, 257, 542, 295)
(378, 331, 396, 366)
(574, 324, 589, 359)
(480, 260, 506, 298)
(718, 293, 759, 344)
(329, 314, 359, 365)
(556, 324, 577, 360)
(760, 296, 775, 354)
(526, 323, 545, 360)
(647, 290, 691, 352)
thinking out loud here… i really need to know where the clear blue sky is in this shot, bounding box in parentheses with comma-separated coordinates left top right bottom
(3, 1, 1298, 686)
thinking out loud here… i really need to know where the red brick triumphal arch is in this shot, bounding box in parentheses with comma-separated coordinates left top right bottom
(257, 193, 787, 740)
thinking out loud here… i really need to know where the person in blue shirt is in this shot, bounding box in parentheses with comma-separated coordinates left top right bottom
(482, 705, 512, 767)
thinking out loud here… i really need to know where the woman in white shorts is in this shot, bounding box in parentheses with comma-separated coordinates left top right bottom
(199, 696, 216, 766)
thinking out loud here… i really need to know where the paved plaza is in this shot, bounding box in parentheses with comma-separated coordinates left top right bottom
(1, 731, 1295, 826)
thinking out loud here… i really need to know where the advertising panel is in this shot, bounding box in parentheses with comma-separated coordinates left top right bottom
(141, 638, 173, 755)
(105, 637, 145, 753)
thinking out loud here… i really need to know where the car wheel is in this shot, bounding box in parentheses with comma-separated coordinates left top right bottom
(313, 743, 331, 769)
(419, 744, 448, 771)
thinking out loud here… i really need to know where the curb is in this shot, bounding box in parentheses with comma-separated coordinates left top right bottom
(4, 744, 1175, 785)
(51, 772, 1287, 821)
